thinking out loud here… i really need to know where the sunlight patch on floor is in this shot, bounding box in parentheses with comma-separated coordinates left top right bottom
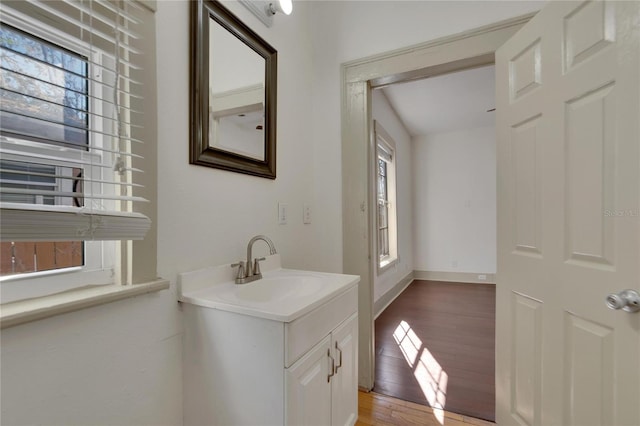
(393, 320, 449, 425)
(393, 319, 422, 365)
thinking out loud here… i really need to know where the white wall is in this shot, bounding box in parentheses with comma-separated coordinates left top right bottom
(0, 291, 183, 426)
(157, 0, 326, 279)
(413, 127, 497, 274)
(371, 90, 413, 302)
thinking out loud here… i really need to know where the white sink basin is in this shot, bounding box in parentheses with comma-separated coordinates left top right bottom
(228, 275, 324, 303)
(178, 255, 359, 322)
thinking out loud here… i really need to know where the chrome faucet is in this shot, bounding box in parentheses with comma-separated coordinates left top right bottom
(231, 235, 277, 284)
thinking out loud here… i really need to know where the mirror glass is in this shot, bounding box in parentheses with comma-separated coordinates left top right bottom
(209, 18, 266, 161)
(190, 0, 277, 179)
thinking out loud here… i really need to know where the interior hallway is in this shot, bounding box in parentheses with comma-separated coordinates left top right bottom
(373, 280, 496, 422)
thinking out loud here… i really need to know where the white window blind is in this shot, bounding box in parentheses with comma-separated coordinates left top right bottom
(0, 0, 150, 242)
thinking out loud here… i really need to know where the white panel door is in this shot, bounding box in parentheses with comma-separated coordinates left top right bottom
(285, 335, 332, 426)
(331, 313, 359, 426)
(496, 1, 640, 425)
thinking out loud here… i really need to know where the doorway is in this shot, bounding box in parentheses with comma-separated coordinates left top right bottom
(341, 13, 534, 392)
(368, 62, 498, 421)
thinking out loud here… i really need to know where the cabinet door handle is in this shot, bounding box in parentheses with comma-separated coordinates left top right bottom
(327, 348, 335, 383)
(334, 342, 343, 373)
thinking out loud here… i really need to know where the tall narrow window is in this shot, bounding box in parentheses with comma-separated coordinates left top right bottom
(377, 156, 390, 258)
(375, 121, 398, 271)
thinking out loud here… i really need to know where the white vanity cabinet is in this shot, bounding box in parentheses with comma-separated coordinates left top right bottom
(286, 312, 358, 426)
(181, 268, 359, 426)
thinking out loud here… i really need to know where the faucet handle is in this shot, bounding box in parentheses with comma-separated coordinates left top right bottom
(231, 261, 246, 279)
(253, 257, 266, 275)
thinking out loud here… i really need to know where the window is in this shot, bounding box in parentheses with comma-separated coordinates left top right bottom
(0, 1, 154, 305)
(1, 24, 90, 283)
(375, 121, 398, 272)
(377, 157, 390, 258)
(1, 24, 89, 149)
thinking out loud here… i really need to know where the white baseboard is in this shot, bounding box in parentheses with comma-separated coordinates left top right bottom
(374, 271, 414, 319)
(413, 270, 496, 284)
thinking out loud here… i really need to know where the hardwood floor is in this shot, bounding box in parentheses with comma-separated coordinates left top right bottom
(357, 391, 494, 426)
(373, 280, 496, 422)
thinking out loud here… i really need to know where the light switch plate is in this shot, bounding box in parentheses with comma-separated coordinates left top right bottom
(278, 203, 288, 225)
(303, 204, 311, 224)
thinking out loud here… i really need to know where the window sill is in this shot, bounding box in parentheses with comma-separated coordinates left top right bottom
(378, 257, 398, 275)
(0, 279, 170, 329)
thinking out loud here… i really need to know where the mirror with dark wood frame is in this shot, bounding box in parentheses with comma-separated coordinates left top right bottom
(190, 0, 277, 179)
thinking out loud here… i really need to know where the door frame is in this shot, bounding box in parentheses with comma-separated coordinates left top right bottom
(340, 13, 536, 390)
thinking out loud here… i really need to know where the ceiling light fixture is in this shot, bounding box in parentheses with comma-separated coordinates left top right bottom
(239, 0, 293, 28)
(269, 0, 292, 16)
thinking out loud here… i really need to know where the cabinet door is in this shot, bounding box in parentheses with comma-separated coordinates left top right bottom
(285, 335, 332, 426)
(331, 313, 358, 426)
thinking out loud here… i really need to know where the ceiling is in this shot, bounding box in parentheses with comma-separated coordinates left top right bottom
(380, 64, 496, 137)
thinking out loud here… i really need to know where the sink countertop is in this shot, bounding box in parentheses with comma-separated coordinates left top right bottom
(178, 254, 360, 322)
